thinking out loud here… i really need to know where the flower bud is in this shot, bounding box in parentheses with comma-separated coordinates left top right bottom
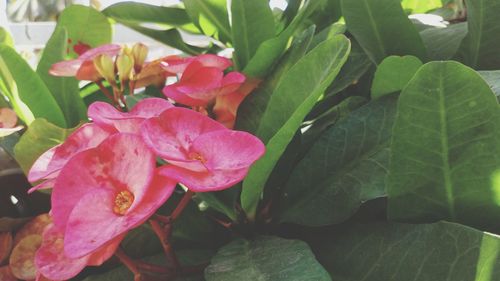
(131, 43, 148, 72)
(116, 53, 134, 83)
(93, 54, 116, 85)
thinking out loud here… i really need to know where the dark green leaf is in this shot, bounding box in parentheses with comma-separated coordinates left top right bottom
(387, 61, 500, 230)
(205, 236, 329, 281)
(277, 96, 397, 226)
(420, 22, 467, 60)
(371, 55, 422, 99)
(241, 35, 351, 218)
(57, 5, 112, 58)
(0, 44, 66, 127)
(313, 221, 500, 281)
(231, 0, 276, 69)
(13, 119, 74, 174)
(102, 2, 197, 33)
(457, 0, 500, 69)
(341, 0, 427, 63)
(37, 27, 87, 127)
(183, 0, 231, 43)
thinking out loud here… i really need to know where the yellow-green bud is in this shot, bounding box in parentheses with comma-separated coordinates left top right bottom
(93, 54, 116, 85)
(116, 53, 134, 83)
(131, 43, 148, 72)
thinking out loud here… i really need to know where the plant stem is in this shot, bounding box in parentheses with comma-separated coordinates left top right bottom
(95, 80, 119, 108)
(172, 191, 194, 220)
(150, 219, 180, 270)
(115, 249, 142, 281)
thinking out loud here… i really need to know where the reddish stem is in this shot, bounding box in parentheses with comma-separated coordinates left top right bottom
(95, 80, 120, 109)
(115, 249, 142, 281)
(172, 191, 194, 220)
(129, 80, 136, 96)
(150, 219, 181, 270)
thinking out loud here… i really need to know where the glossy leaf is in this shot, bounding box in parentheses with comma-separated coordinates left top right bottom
(387, 61, 500, 229)
(313, 222, 500, 281)
(241, 35, 351, 218)
(420, 22, 467, 61)
(277, 96, 397, 226)
(37, 27, 87, 127)
(57, 5, 112, 58)
(231, 0, 276, 69)
(479, 71, 500, 98)
(205, 236, 329, 281)
(371, 55, 423, 99)
(341, 0, 427, 63)
(458, 0, 500, 69)
(13, 119, 74, 174)
(183, 0, 231, 43)
(0, 44, 66, 127)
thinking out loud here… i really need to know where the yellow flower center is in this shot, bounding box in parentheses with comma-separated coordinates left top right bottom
(113, 190, 134, 215)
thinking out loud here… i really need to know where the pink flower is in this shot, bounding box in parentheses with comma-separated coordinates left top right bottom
(35, 224, 124, 281)
(161, 54, 232, 74)
(88, 98, 174, 134)
(51, 133, 176, 258)
(28, 123, 114, 193)
(141, 107, 265, 192)
(49, 44, 121, 81)
(0, 108, 23, 137)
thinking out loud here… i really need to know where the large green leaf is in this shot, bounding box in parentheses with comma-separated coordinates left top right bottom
(37, 27, 87, 127)
(0, 45, 66, 127)
(236, 25, 316, 134)
(277, 96, 397, 226)
(57, 5, 112, 59)
(241, 35, 351, 218)
(243, 0, 323, 77)
(313, 221, 500, 281)
(13, 119, 74, 174)
(205, 236, 329, 281)
(231, 0, 276, 69)
(341, 0, 427, 63)
(420, 22, 468, 61)
(458, 0, 500, 69)
(387, 61, 500, 229)
(371, 55, 422, 99)
(183, 0, 231, 43)
(102, 2, 197, 33)
(401, 0, 442, 13)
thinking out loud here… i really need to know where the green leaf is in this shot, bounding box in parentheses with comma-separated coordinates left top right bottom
(313, 221, 500, 281)
(277, 96, 397, 226)
(420, 22, 468, 61)
(243, 0, 323, 77)
(231, 0, 276, 69)
(57, 5, 112, 59)
(479, 71, 500, 98)
(236, 25, 316, 134)
(0, 44, 66, 127)
(0, 27, 13, 47)
(371, 55, 423, 99)
(183, 0, 231, 43)
(341, 0, 427, 63)
(205, 236, 329, 281)
(102, 2, 197, 33)
(13, 119, 74, 174)
(457, 0, 500, 69)
(241, 35, 351, 218)
(401, 0, 442, 13)
(387, 61, 500, 229)
(37, 27, 87, 127)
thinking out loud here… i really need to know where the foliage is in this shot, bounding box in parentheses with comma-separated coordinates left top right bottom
(1, 0, 500, 280)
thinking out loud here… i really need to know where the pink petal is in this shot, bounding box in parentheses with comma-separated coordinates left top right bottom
(35, 224, 90, 281)
(177, 62, 223, 91)
(28, 123, 113, 183)
(159, 165, 249, 192)
(51, 134, 155, 229)
(88, 98, 173, 133)
(86, 234, 125, 266)
(195, 54, 232, 70)
(161, 55, 193, 74)
(28, 178, 56, 194)
(191, 130, 265, 171)
(75, 60, 101, 81)
(0, 108, 18, 128)
(213, 91, 246, 129)
(141, 107, 227, 167)
(64, 171, 175, 258)
(78, 44, 121, 60)
(163, 84, 209, 107)
(49, 59, 83, 77)
(218, 72, 246, 96)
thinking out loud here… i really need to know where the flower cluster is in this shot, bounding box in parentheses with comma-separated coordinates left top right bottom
(29, 44, 266, 280)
